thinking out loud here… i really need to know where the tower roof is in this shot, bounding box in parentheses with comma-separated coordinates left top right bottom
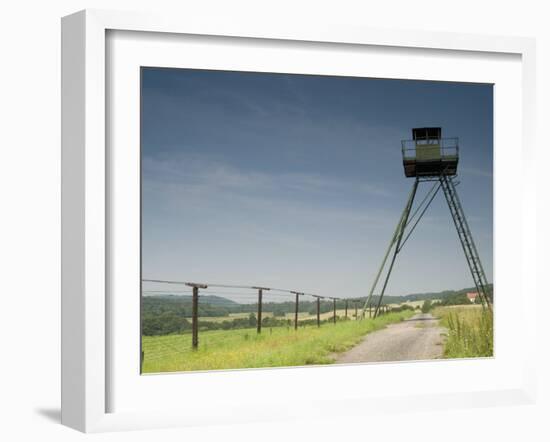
(412, 127, 441, 141)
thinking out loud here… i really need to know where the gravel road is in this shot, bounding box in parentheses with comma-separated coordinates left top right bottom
(335, 313, 445, 364)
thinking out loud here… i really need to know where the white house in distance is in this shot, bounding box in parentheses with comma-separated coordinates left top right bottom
(466, 292, 478, 303)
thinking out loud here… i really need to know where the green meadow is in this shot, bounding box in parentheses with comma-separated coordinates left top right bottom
(433, 305, 493, 358)
(142, 310, 415, 373)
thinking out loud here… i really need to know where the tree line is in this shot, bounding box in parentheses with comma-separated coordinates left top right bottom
(141, 285, 492, 336)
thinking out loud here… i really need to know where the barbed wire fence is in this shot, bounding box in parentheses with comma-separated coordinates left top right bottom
(141, 278, 392, 352)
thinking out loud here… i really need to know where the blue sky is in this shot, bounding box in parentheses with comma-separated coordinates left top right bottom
(141, 68, 493, 299)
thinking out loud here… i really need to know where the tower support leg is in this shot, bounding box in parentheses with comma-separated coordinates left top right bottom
(362, 179, 419, 318)
(439, 175, 492, 310)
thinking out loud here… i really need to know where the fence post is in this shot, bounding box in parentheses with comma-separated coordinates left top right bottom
(317, 297, 321, 327)
(192, 287, 199, 348)
(257, 289, 263, 333)
(333, 298, 337, 324)
(185, 282, 208, 349)
(354, 300, 358, 320)
(253, 286, 270, 334)
(313, 295, 322, 327)
(292, 292, 300, 330)
(345, 299, 348, 319)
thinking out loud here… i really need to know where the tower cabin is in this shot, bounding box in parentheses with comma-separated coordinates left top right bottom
(402, 127, 459, 178)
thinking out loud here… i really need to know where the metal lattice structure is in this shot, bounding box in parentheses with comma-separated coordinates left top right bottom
(439, 174, 492, 308)
(363, 127, 492, 318)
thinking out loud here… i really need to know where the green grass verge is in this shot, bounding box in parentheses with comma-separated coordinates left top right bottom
(433, 306, 493, 358)
(142, 310, 415, 373)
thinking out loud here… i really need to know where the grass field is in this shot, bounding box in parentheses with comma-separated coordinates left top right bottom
(284, 309, 362, 321)
(198, 309, 364, 323)
(198, 312, 275, 323)
(433, 305, 493, 358)
(386, 300, 439, 309)
(142, 310, 415, 373)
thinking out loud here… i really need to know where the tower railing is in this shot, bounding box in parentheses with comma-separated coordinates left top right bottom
(401, 137, 459, 160)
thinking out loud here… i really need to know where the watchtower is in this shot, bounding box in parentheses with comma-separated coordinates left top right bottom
(363, 127, 492, 318)
(402, 127, 459, 177)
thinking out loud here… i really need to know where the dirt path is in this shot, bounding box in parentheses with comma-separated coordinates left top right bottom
(335, 313, 446, 364)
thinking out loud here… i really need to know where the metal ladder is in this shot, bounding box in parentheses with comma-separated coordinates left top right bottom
(439, 174, 492, 309)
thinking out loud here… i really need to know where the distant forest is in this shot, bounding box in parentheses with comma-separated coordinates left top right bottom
(141, 284, 493, 336)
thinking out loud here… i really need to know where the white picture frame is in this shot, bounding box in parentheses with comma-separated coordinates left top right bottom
(61, 9, 537, 433)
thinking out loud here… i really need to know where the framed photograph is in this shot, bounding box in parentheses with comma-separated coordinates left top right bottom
(139, 68, 494, 375)
(61, 9, 537, 432)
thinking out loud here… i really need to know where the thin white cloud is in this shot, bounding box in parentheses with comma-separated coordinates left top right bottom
(460, 166, 493, 178)
(142, 153, 393, 199)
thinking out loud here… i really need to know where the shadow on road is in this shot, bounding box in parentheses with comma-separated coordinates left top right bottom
(405, 315, 437, 322)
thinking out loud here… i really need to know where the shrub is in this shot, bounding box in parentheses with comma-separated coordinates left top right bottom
(421, 300, 432, 313)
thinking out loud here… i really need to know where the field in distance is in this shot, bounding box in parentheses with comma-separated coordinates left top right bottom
(198, 309, 370, 323)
